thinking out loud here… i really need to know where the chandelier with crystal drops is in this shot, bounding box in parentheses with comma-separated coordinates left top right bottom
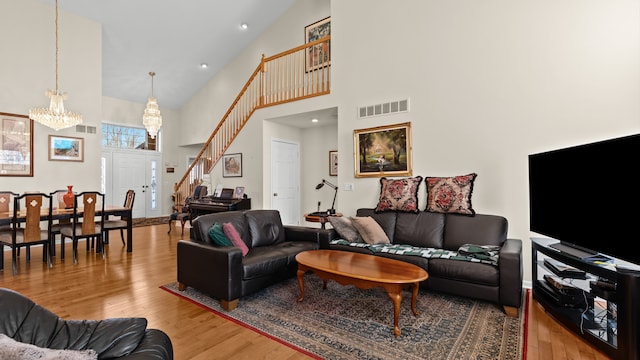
(142, 71, 162, 139)
(29, 0, 82, 131)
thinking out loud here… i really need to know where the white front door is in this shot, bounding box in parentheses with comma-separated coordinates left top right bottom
(270, 139, 300, 225)
(109, 151, 162, 218)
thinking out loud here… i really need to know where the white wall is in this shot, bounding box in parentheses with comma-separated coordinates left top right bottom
(332, 0, 640, 285)
(301, 123, 337, 225)
(207, 112, 265, 206)
(0, 0, 102, 193)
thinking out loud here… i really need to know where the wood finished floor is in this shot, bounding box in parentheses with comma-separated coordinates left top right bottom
(0, 224, 611, 359)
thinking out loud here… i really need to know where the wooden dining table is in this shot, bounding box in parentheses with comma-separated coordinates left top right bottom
(0, 206, 133, 253)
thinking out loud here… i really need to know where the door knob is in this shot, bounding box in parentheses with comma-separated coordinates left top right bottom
(273, 193, 278, 196)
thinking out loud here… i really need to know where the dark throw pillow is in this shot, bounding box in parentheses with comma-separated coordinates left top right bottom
(375, 176, 423, 213)
(425, 173, 477, 216)
(208, 223, 233, 247)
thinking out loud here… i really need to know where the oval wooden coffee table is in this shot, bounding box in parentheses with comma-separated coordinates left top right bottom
(295, 249, 428, 337)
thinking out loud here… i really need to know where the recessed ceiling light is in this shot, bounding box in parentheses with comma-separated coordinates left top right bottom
(240, 23, 248, 30)
(200, 63, 208, 69)
(311, 118, 319, 123)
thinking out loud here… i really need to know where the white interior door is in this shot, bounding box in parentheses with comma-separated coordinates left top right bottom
(271, 139, 300, 225)
(111, 152, 162, 218)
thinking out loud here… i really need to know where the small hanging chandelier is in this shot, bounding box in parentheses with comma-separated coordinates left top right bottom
(29, 0, 83, 131)
(142, 71, 162, 139)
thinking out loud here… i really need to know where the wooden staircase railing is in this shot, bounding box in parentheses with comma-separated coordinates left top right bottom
(173, 36, 331, 208)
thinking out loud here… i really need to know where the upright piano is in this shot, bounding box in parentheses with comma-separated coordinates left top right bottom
(189, 196, 251, 219)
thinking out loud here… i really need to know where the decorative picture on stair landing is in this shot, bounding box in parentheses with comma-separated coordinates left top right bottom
(305, 16, 330, 73)
(222, 153, 242, 177)
(353, 122, 412, 178)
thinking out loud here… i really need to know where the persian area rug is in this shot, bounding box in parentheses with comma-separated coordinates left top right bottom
(161, 276, 528, 360)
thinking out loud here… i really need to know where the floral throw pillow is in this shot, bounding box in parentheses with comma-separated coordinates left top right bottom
(374, 176, 423, 213)
(425, 173, 477, 216)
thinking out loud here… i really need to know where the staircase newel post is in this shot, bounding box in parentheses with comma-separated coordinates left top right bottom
(260, 54, 265, 107)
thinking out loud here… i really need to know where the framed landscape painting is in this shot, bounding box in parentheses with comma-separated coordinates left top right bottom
(49, 135, 84, 162)
(0, 112, 33, 176)
(353, 122, 412, 178)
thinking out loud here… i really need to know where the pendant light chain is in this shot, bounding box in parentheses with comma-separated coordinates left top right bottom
(55, 0, 59, 94)
(150, 71, 155, 97)
(28, 0, 83, 130)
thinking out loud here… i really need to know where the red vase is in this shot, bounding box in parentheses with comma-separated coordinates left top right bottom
(63, 185, 75, 208)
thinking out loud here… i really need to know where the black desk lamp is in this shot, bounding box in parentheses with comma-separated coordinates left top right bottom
(315, 179, 338, 215)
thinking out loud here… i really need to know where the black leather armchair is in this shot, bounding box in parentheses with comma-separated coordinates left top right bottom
(0, 288, 173, 359)
(177, 209, 333, 310)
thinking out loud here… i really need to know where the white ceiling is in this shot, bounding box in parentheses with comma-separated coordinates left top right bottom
(34, 0, 297, 110)
(269, 107, 338, 129)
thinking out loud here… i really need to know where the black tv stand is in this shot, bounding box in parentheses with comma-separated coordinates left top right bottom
(532, 238, 640, 360)
(549, 242, 596, 259)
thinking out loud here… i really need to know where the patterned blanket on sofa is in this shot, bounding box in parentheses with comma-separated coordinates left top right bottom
(329, 240, 500, 266)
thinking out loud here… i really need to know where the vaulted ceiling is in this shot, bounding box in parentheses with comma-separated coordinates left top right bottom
(35, 0, 296, 110)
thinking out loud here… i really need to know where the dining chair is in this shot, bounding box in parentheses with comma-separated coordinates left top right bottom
(0, 192, 53, 275)
(49, 189, 72, 259)
(59, 191, 106, 264)
(103, 189, 135, 245)
(1, 191, 28, 259)
(0, 191, 19, 235)
(168, 185, 207, 235)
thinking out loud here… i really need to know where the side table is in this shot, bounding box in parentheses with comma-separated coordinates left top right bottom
(304, 212, 342, 229)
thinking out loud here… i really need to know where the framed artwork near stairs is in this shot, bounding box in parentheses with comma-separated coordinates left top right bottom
(222, 153, 242, 177)
(305, 16, 331, 72)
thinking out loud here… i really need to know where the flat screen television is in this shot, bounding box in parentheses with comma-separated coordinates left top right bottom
(528, 133, 640, 265)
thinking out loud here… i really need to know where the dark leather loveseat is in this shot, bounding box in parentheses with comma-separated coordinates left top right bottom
(321, 208, 523, 316)
(0, 287, 173, 359)
(177, 209, 332, 310)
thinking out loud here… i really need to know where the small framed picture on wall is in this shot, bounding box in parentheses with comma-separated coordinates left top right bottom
(329, 150, 338, 176)
(222, 153, 242, 177)
(48, 135, 84, 162)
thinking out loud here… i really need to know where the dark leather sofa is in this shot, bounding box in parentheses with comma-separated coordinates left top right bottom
(177, 209, 332, 310)
(0, 287, 173, 359)
(322, 208, 523, 316)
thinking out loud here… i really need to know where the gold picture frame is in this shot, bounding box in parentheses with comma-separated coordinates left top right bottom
(304, 16, 331, 72)
(48, 135, 84, 162)
(0, 112, 33, 176)
(353, 122, 412, 178)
